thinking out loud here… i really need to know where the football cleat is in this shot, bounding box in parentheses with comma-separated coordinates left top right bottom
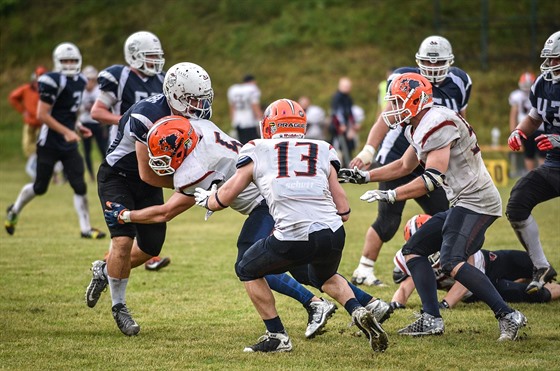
(85, 260, 108, 308)
(497, 310, 527, 341)
(112, 303, 140, 336)
(398, 312, 444, 336)
(145, 256, 171, 271)
(243, 331, 292, 353)
(81, 228, 107, 240)
(351, 266, 386, 286)
(526, 265, 557, 294)
(305, 298, 337, 339)
(352, 307, 389, 352)
(5, 204, 18, 235)
(365, 299, 393, 324)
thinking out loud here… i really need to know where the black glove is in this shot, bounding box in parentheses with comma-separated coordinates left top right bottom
(390, 301, 406, 310)
(338, 167, 370, 184)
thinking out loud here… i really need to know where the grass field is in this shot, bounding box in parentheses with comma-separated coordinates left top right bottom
(0, 158, 558, 370)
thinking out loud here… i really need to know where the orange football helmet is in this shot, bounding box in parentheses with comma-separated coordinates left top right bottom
(518, 72, 535, 92)
(260, 99, 307, 139)
(147, 115, 199, 176)
(382, 72, 433, 129)
(403, 214, 432, 241)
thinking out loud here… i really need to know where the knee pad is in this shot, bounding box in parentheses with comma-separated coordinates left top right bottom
(441, 258, 462, 277)
(372, 214, 401, 242)
(71, 181, 87, 196)
(33, 181, 49, 196)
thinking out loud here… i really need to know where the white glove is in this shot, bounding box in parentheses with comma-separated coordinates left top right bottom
(355, 144, 376, 167)
(360, 189, 397, 203)
(194, 184, 217, 209)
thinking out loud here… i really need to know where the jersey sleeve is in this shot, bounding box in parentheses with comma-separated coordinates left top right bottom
(37, 73, 60, 105)
(328, 144, 342, 172)
(97, 65, 122, 98)
(236, 141, 257, 168)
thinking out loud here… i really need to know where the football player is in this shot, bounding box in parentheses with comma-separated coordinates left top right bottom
(339, 73, 527, 341)
(391, 216, 560, 308)
(348, 35, 472, 287)
(85, 62, 214, 336)
(5, 43, 105, 240)
(506, 30, 560, 293)
(194, 99, 388, 353)
(90, 30, 170, 271)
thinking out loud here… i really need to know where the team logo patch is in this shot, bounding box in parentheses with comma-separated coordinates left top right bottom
(158, 133, 181, 153)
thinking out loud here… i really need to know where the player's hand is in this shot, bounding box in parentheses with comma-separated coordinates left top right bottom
(64, 130, 81, 143)
(338, 167, 370, 184)
(390, 301, 406, 310)
(507, 129, 527, 151)
(104, 201, 129, 227)
(360, 189, 396, 203)
(194, 184, 217, 210)
(535, 134, 560, 151)
(77, 124, 92, 139)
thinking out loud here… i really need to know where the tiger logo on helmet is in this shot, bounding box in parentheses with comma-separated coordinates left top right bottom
(147, 116, 199, 176)
(382, 72, 433, 130)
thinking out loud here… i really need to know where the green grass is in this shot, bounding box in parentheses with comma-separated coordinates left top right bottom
(0, 158, 558, 370)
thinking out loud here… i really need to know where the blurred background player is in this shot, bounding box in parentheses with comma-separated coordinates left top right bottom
(506, 31, 560, 294)
(298, 95, 327, 140)
(90, 30, 169, 270)
(79, 65, 107, 182)
(330, 76, 359, 167)
(508, 71, 545, 173)
(348, 35, 471, 286)
(227, 74, 263, 144)
(8, 65, 47, 179)
(5, 43, 105, 240)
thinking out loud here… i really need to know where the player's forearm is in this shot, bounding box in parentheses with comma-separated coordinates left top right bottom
(368, 159, 410, 182)
(393, 177, 429, 202)
(391, 278, 415, 305)
(364, 116, 389, 149)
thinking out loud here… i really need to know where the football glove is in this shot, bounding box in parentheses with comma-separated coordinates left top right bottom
(338, 166, 371, 184)
(104, 202, 129, 227)
(535, 134, 560, 151)
(360, 189, 396, 204)
(507, 129, 527, 151)
(194, 184, 217, 209)
(439, 299, 450, 309)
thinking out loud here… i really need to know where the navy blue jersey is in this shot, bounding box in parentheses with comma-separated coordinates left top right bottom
(105, 94, 171, 176)
(97, 65, 164, 115)
(529, 74, 560, 167)
(376, 66, 472, 166)
(37, 72, 87, 151)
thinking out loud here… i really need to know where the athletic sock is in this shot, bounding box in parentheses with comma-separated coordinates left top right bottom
(264, 316, 285, 334)
(13, 183, 36, 214)
(454, 263, 513, 318)
(265, 273, 314, 306)
(73, 194, 91, 233)
(510, 215, 548, 269)
(343, 298, 362, 315)
(108, 276, 128, 307)
(407, 256, 441, 317)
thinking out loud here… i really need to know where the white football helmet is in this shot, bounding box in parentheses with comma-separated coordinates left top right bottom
(124, 31, 165, 76)
(540, 30, 560, 82)
(53, 42, 82, 76)
(163, 62, 214, 120)
(415, 35, 454, 83)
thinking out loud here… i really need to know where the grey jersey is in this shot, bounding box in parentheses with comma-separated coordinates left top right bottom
(173, 119, 263, 215)
(404, 106, 502, 216)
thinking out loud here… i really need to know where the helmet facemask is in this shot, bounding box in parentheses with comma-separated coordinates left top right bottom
(53, 43, 82, 77)
(415, 36, 454, 83)
(540, 31, 560, 82)
(124, 31, 165, 77)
